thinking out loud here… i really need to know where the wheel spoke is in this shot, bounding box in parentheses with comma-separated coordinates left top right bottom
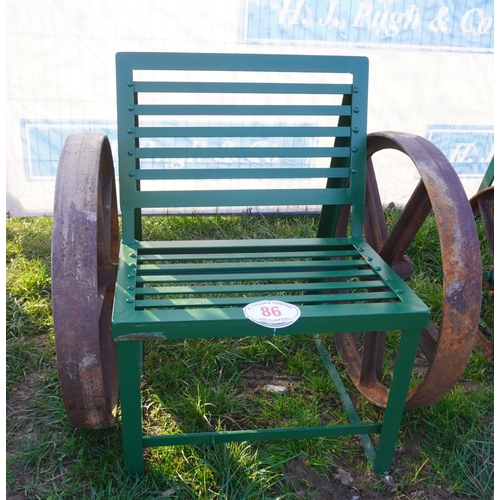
(363, 158, 388, 252)
(378, 180, 431, 266)
(359, 331, 386, 387)
(419, 322, 439, 362)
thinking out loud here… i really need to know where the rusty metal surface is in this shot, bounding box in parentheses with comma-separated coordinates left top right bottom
(52, 133, 119, 428)
(470, 186, 494, 262)
(470, 186, 494, 361)
(335, 131, 482, 409)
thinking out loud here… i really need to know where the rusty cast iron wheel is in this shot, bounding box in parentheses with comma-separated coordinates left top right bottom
(470, 186, 494, 362)
(335, 131, 482, 409)
(52, 133, 119, 428)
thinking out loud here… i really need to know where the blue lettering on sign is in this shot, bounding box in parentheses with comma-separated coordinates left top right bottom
(426, 125, 493, 177)
(21, 120, 312, 181)
(139, 134, 310, 170)
(243, 0, 494, 52)
(21, 121, 118, 180)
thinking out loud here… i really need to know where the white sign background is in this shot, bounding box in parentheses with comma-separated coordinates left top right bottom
(6, 0, 495, 216)
(244, 300, 302, 329)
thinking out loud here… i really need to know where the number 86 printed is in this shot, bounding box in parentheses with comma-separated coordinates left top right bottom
(260, 306, 282, 317)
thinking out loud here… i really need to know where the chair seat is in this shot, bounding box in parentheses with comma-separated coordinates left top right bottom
(112, 237, 429, 340)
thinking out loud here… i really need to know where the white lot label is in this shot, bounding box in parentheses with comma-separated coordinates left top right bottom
(243, 300, 301, 329)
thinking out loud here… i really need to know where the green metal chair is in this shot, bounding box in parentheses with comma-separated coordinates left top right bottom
(113, 52, 429, 475)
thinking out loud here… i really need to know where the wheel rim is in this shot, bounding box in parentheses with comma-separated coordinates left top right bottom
(52, 133, 119, 428)
(335, 132, 482, 409)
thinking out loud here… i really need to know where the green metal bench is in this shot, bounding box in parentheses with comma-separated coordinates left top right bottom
(52, 52, 431, 476)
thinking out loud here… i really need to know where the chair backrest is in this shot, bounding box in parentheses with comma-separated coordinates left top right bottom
(116, 52, 369, 241)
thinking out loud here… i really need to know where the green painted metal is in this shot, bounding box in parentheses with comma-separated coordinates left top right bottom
(117, 340, 144, 476)
(315, 336, 377, 464)
(317, 91, 364, 238)
(135, 126, 351, 138)
(135, 167, 351, 181)
(136, 248, 360, 261)
(113, 302, 428, 342)
(142, 422, 382, 448)
(136, 259, 367, 274)
(116, 52, 368, 241)
(133, 82, 353, 94)
(136, 269, 376, 283)
(138, 236, 356, 251)
(135, 189, 355, 209)
(113, 52, 429, 476)
(373, 329, 422, 472)
(133, 104, 352, 116)
(134, 277, 386, 291)
(134, 279, 386, 292)
(134, 292, 398, 310)
(478, 157, 494, 192)
(134, 146, 350, 158)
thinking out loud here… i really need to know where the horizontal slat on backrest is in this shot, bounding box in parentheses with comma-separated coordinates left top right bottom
(135, 168, 350, 181)
(137, 188, 352, 208)
(134, 126, 351, 138)
(116, 52, 368, 239)
(133, 104, 351, 116)
(135, 147, 350, 159)
(133, 82, 353, 94)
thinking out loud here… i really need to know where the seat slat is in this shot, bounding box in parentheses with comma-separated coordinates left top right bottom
(136, 249, 360, 262)
(136, 269, 375, 285)
(135, 280, 387, 296)
(135, 270, 376, 284)
(135, 268, 376, 284)
(135, 291, 396, 309)
(137, 258, 367, 275)
(137, 237, 355, 252)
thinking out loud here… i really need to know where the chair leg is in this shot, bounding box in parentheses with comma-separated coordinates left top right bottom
(117, 340, 144, 475)
(373, 329, 421, 473)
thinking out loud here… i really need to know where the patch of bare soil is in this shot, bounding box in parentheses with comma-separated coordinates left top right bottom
(283, 451, 476, 500)
(240, 362, 302, 395)
(6, 491, 29, 500)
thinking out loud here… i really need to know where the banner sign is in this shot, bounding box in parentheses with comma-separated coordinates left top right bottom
(243, 0, 494, 52)
(425, 125, 494, 177)
(21, 120, 493, 181)
(21, 121, 118, 181)
(21, 120, 312, 181)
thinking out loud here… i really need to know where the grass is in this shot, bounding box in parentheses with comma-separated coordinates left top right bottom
(6, 212, 493, 499)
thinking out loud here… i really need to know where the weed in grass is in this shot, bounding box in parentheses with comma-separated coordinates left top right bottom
(304, 374, 337, 398)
